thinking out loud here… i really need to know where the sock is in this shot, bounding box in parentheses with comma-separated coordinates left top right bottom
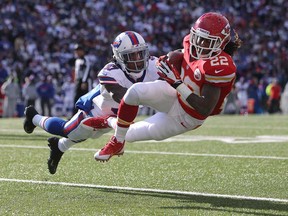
(58, 137, 76, 152)
(114, 100, 138, 142)
(107, 116, 117, 129)
(33, 114, 48, 130)
(114, 126, 129, 143)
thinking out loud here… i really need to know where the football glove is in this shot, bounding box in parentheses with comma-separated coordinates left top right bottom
(156, 57, 182, 89)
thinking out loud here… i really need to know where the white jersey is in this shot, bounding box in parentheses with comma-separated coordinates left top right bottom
(91, 56, 159, 116)
(65, 56, 159, 142)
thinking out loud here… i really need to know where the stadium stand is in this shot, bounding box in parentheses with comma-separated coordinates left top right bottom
(0, 0, 287, 116)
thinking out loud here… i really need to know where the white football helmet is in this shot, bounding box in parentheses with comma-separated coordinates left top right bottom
(111, 31, 149, 79)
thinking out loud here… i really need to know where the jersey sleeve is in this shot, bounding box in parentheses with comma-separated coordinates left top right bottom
(203, 56, 236, 88)
(97, 63, 121, 85)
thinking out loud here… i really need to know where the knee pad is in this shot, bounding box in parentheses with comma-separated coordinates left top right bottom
(64, 111, 92, 142)
(66, 116, 109, 142)
(66, 122, 94, 142)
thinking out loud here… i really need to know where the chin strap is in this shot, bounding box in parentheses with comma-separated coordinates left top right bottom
(128, 70, 145, 81)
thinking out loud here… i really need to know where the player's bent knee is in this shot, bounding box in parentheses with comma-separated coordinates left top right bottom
(123, 86, 140, 105)
(66, 122, 94, 142)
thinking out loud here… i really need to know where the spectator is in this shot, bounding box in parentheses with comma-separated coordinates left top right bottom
(257, 78, 269, 113)
(0, 63, 8, 85)
(223, 86, 239, 114)
(235, 77, 249, 115)
(22, 75, 38, 107)
(247, 77, 262, 114)
(266, 79, 282, 114)
(0, 1, 288, 114)
(61, 76, 75, 118)
(36, 75, 55, 116)
(1, 75, 21, 117)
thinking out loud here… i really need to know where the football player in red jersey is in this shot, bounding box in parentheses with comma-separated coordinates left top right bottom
(94, 12, 242, 162)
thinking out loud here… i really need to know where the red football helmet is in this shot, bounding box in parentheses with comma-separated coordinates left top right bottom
(190, 12, 231, 59)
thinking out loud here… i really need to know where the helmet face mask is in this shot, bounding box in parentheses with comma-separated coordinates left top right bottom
(189, 12, 231, 60)
(118, 47, 149, 73)
(190, 28, 222, 59)
(112, 31, 149, 78)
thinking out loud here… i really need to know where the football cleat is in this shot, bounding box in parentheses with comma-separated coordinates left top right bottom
(94, 136, 125, 162)
(23, 105, 38, 134)
(82, 115, 116, 129)
(47, 137, 64, 174)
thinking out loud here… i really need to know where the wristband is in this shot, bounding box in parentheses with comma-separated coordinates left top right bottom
(176, 83, 192, 100)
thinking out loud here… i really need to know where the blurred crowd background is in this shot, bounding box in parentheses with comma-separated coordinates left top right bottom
(0, 0, 288, 118)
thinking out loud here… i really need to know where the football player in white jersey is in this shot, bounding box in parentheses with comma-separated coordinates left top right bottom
(23, 31, 159, 174)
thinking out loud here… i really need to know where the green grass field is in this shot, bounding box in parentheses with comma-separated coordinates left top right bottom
(0, 115, 288, 215)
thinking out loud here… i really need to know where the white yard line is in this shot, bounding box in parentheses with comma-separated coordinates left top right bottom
(1, 123, 288, 132)
(204, 125, 288, 130)
(136, 135, 288, 144)
(1, 127, 288, 144)
(0, 178, 287, 203)
(0, 144, 287, 160)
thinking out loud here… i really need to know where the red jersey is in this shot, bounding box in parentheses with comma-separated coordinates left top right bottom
(270, 84, 281, 100)
(179, 35, 237, 120)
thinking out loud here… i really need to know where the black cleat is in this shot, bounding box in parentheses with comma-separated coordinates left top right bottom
(23, 105, 38, 134)
(47, 137, 64, 175)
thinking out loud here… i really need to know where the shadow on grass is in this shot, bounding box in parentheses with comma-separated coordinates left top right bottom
(0, 133, 49, 141)
(98, 189, 288, 216)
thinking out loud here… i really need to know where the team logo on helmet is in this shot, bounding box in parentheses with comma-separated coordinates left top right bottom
(112, 39, 122, 48)
(221, 24, 230, 36)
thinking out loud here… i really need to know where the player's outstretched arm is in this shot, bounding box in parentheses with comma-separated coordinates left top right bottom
(185, 84, 221, 117)
(157, 55, 220, 117)
(105, 83, 128, 103)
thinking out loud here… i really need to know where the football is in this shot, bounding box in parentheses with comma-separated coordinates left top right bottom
(167, 50, 184, 73)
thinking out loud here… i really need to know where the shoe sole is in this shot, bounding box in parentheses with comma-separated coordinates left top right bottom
(47, 158, 57, 174)
(23, 107, 37, 134)
(23, 124, 35, 134)
(95, 152, 124, 162)
(47, 138, 62, 174)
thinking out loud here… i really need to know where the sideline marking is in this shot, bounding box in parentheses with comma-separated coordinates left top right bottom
(3, 127, 287, 143)
(0, 144, 287, 160)
(1, 178, 287, 203)
(137, 135, 288, 144)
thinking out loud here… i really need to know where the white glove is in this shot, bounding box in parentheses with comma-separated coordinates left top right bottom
(156, 57, 182, 88)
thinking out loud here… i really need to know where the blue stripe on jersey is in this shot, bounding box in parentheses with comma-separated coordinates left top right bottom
(98, 76, 117, 83)
(75, 84, 101, 112)
(64, 111, 85, 136)
(43, 117, 67, 137)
